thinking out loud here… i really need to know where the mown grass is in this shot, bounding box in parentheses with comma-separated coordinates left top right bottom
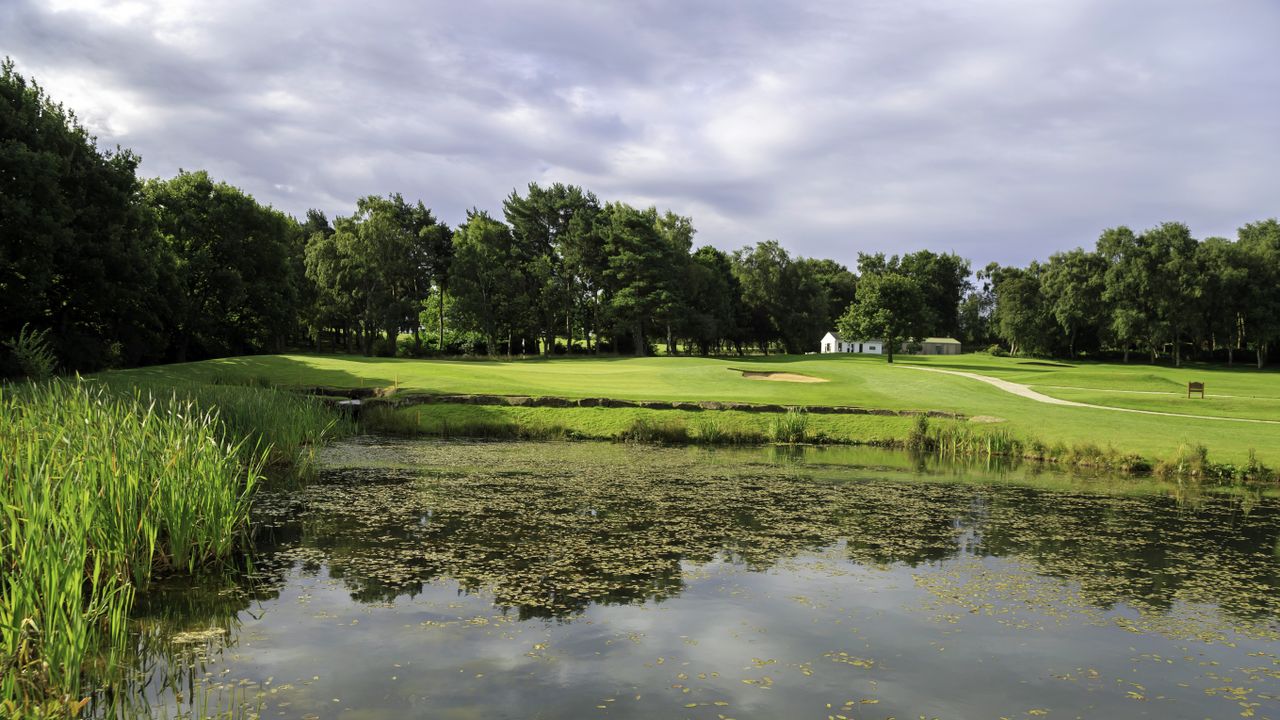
(360, 402, 1277, 483)
(361, 403, 913, 447)
(112, 352, 1280, 466)
(0, 378, 346, 717)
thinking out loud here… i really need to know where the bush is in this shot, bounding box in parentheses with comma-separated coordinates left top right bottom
(3, 324, 57, 381)
(987, 344, 1008, 357)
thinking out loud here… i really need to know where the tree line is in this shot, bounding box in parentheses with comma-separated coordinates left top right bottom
(968, 221, 1280, 367)
(3, 60, 1277, 375)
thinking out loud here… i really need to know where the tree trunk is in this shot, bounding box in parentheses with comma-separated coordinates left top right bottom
(437, 287, 446, 355)
(666, 323, 674, 356)
(1228, 345, 1233, 366)
(1260, 344, 1267, 369)
(633, 321, 646, 357)
(1123, 345, 1129, 363)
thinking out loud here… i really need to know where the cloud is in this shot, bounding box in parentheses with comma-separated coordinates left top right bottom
(3, 0, 1277, 267)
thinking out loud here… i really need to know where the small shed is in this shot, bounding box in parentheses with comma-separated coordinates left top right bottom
(918, 337, 962, 355)
(820, 332, 884, 354)
(820, 331, 851, 353)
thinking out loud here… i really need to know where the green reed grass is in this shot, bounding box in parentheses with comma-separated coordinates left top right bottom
(769, 409, 810, 444)
(1, 378, 345, 715)
(619, 417, 691, 444)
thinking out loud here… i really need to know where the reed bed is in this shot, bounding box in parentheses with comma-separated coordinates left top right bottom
(0, 378, 345, 716)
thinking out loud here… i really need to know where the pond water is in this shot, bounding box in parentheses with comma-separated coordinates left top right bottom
(113, 439, 1280, 719)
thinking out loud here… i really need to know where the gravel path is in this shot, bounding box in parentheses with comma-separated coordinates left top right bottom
(900, 365, 1280, 425)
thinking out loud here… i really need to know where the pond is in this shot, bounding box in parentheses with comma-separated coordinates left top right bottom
(110, 439, 1280, 719)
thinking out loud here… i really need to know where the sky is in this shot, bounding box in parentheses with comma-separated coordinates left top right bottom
(3, 0, 1277, 268)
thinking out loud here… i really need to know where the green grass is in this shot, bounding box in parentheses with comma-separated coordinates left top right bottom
(363, 403, 913, 447)
(0, 378, 346, 715)
(111, 352, 1280, 467)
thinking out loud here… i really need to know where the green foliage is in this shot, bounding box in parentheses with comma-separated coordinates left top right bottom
(769, 409, 810, 444)
(0, 380, 261, 708)
(620, 417, 692, 444)
(3, 324, 57, 380)
(449, 210, 522, 355)
(145, 170, 304, 359)
(906, 414, 930, 451)
(0, 59, 169, 371)
(987, 262, 1056, 356)
(603, 203, 686, 355)
(732, 241, 831, 354)
(837, 272, 925, 362)
(857, 250, 971, 337)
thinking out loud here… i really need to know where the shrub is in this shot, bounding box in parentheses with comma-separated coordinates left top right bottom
(988, 344, 1009, 357)
(3, 324, 57, 381)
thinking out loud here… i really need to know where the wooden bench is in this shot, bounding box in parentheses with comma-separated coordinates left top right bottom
(1188, 381, 1205, 399)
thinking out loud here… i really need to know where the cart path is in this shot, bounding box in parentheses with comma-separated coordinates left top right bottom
(899, 365, 1280, 425)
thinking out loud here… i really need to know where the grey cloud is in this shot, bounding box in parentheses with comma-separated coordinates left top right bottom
(3, 0, 1276, 268)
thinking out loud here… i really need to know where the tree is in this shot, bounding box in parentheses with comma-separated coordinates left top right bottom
(858, 250, 970, 336)
(836, 273, 925, 363)
(1098, 226, 1150, 363)
(732, 241, 830, 354)
(503, 182, 603, 353)
(450, 210, 522, 356)
(1041, 249, 1108, 358)
(684, 246, 743, 355)
(988, 262, 1056, 356)
(601, 203, 680, 355)
(654, 211, 695, 354)
(802, 258, 857, 330)
(1239, 219, 1280, 368)
(1192, 237, 1250, 364)
(1, 58, 169, 371)
(146, 170, 301, 359)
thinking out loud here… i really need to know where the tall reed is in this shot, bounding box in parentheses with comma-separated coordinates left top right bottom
(769, 409, 810, 444)
(0, 379, 291, 714)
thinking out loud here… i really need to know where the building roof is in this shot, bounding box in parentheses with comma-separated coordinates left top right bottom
(921, 337, 962, 344)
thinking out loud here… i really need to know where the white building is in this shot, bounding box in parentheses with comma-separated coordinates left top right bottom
(819, 332, 883, 354)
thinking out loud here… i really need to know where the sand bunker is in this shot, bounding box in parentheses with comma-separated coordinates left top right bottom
(740, 371, 828, 383)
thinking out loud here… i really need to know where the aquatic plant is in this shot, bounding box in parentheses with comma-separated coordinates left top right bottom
(0, 381, 249, 707)
(769, 409, 809, 444)
(0, 377, 342, 712)
(620, 417, 691, 444)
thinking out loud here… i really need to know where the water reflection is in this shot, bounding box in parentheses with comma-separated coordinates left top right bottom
(253, 440, 1280, 620)
(107, 439, 1280, 719)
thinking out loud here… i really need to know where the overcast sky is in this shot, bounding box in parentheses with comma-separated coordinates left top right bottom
(4, 0, 1277, 267)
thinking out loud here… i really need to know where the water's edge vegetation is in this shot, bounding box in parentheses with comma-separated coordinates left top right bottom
(356, 395, 1278, 484)
(0, 378, 346, 718)
(1, 374, 1274, 717)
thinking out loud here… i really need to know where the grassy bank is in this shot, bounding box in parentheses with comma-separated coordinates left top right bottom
(360, 401, 1276, 483)
(115, 351, 1280, 467)
(362, 402, 912, 445)
(0, 378, 345, 717)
